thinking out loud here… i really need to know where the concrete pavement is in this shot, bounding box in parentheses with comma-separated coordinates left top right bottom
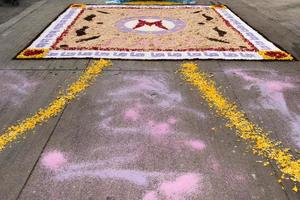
(0, 0, 299, 199)
(0, 0, 44, 24)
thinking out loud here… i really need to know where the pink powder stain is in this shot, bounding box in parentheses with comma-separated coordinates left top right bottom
(210, 158, 221, 172)
(124, 108, 140, 121)
(167, 117, 177, 125)
(41, 150, 67, 171)
(229, 70, 259, 82)
(159, 173, 200, 199)
(148, 120, 155, 126)
(143, 191, 158, 200)
(264, 80, 295, 92)
(150, 122, 171, 137)
(229, 70, 295, 93)
(135, 102, 144, 109)
(184, 140, 206, 151)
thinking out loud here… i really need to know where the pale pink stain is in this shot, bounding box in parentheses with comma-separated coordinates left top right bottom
(135, 102, 143, 109)
(210, 158, 220, 172)
(124, 108, 140, 121)
(226, 69, 300, 147)
(264, 80, 294, 92)
(167, 117, 177, 125)
(184, 140, 206, 151)
(142, 174, 201, 200)
(149, 122, 171, 137)
(159, 173, 200, 199)
(148, 120, 155, 126)
(41, 150, 67, 171)
(143, 191, 158, 200)
(230, 70, 258, 82)
(227, 69, 295, 92)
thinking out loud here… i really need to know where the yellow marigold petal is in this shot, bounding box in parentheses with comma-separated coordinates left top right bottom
(0, 59, 111, 151)
(179, 62, 300, 189)
(292, 185, 298, 192)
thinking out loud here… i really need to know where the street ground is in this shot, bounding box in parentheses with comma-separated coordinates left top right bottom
(0, 0, 43, 24)
(0, 0, 299, 200)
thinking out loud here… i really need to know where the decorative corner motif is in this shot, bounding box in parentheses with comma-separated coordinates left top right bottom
(210, 5, 227, 9)
(70, 3, 86, 9)
(258, 50, 294, 60)
(17, 48, 49, 59)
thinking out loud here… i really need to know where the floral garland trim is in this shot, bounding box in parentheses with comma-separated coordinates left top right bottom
(180, 62, 299, 192)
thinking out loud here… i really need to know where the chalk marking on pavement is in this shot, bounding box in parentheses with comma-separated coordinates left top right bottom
(0, 59, 111, 152)
(180, 62, 299, 192)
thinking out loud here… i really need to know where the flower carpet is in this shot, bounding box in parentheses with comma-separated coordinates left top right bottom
(17, 4, 293, 60)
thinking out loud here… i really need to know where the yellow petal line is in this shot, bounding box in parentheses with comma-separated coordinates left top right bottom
(0, 59, 112, 152)
(180, 62, 300, 191)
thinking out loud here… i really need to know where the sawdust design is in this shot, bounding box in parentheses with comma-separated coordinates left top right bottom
(53, 7, 255, 51)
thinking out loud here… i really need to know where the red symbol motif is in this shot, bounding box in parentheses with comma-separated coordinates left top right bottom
(133, 20, 169, 30)
(265, 51, 288, 59)
(23, 49, 44, 56)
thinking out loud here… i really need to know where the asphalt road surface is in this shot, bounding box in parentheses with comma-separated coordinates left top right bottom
(0, 0, 299, 200)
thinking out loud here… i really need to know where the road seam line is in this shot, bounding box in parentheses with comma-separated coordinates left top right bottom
(16, 105, 67, 200)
